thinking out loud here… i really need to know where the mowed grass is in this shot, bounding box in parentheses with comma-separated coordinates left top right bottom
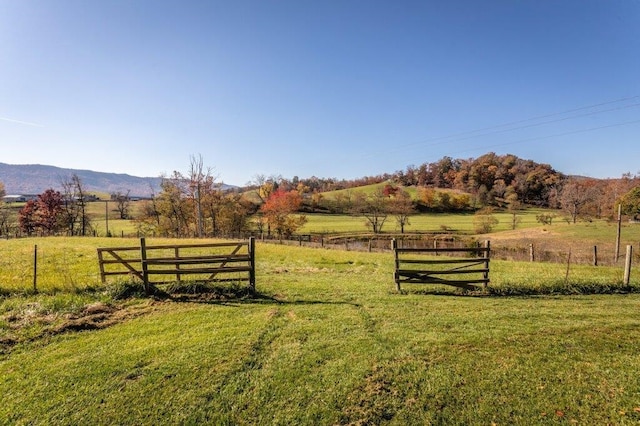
(300, 210, 547, 234)
(1, 241, 640, 424)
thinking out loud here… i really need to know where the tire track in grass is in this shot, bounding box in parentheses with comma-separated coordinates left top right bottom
(340, 303, 408, 424)
(210, 307, 287, 414)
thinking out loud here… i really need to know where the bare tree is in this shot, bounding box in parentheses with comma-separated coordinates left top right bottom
(189, 154, 206, 237)
(351, 189, 390, 234)
(560, 179, 599, 223)
(60, 174, 91, 236)
(0, 181, 10, 236)
(0, 203, 12, 236)
(111, 190, 131, 219)
(505, 193, 522, 230)
(389, 188, 414, 233)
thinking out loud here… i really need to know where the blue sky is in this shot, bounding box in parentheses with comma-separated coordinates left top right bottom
(1, 0, 639, 185)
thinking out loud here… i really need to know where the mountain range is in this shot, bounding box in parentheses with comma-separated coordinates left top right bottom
(0, 163, 163, 197)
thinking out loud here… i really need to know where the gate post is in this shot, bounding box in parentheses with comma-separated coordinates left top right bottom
(392, 239, 400, 292)
(483, 240, 491, 291)
(140, 237, 150, 295)
(249, 237, 256, 292)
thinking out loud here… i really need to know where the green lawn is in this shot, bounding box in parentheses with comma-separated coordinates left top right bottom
(1, 241, 640, 424)
(300, 210, 545, 234)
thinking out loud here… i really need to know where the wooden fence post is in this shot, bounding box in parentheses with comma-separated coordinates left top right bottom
(249, 237, 256, 292)
(593, 245, 598, 266)
(33, 244, 38, 293)
(175, 247, 181, 282)
(140, 237, 150, 295)
(564, 248, 572, 285)
(529, 244, 534, 262)
(624, 245, 633, 285)
(392, 239, 400, 292)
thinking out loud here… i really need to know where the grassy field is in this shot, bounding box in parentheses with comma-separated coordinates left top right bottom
(300, 209, 547, 234)
(2, 214, 640, 424)
(1, 241, 640, 424)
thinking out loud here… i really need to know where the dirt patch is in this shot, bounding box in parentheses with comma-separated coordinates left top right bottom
(1, 301, 156, 354)
(52, 302, 154, 333)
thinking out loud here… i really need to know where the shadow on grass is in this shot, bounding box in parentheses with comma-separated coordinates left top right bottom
(148, 282, 361, 308)
(399, 284, 640, 298)
(115, 279, 640, 304)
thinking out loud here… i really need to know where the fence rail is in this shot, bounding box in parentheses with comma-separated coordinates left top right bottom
(393, 240, 490, 292)
(97, 237, 255, 294)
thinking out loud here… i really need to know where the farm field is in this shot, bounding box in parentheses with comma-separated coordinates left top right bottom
(300, 209, 547, 234)
(1, 238, 640, 424)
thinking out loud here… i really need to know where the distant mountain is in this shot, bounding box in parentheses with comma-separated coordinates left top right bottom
(0, 163, 161, 197)
(0, 163, 237, 197)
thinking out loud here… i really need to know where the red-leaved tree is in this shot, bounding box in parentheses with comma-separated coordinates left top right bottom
(18, 199, 39, 236)
(259, 189, 307, 239)
(18, 189, 65, 235)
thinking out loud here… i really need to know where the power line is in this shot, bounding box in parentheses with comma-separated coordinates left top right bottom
(446, 118, 640, 157)
(392, 95, 640, 153)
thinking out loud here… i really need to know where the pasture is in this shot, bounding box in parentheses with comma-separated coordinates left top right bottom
(1, 237, 640, 424)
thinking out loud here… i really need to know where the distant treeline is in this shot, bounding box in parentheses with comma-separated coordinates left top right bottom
(264, 152, 639, 219)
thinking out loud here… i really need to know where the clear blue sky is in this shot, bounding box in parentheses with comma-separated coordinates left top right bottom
(1, 0, 639, 185)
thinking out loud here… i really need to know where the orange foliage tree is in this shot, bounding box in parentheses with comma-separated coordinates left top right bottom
(260, 189, 307, 238)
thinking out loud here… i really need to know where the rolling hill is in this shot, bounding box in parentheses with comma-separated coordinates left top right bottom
(0, 163, 237, 197)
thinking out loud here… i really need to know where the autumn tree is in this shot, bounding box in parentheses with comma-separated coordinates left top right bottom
(19, 189, 65, 235)
(260, 189, 307, 239)
(19, 199, 39, 236)
(216, 193, 252, 236)
(251, 174, 280, 203)
(618, 186, 640, 220)
(382, 183, 399, 197)
(134, 184, 162, 236)
(155, 173, 193, 237)
(418, 187, 437, 210)
(604, 174, 640, 219)
(136, 158, 249, 238)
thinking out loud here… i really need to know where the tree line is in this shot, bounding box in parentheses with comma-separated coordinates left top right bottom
(2, 152, 640, 238)
(252, 152, 640, 223)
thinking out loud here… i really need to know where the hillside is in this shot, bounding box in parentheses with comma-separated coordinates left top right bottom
(0, 163, 162, 197)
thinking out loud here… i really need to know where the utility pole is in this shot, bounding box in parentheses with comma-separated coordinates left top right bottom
(105, 200, 109, 237)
